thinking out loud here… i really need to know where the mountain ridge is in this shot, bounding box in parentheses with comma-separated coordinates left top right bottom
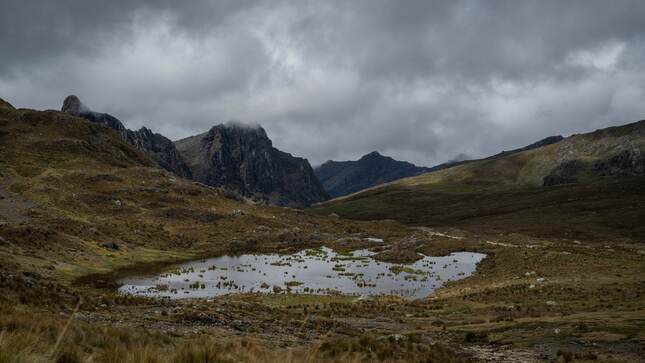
(61, 95, 192, 178)
(315, 151, 430, 197)
(311, 118, 645, 240)
(175, 123, 329, 208)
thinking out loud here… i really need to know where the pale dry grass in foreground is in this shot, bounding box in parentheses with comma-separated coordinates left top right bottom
(0, 305, 466, 363)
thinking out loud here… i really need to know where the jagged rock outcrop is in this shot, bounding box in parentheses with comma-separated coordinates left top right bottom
(315, 151, 430, 198)
(175, 122, 328, 208)
(61, 95, 192, 178)
(544, 149, 645, 186)
(542, 120, 645, 186)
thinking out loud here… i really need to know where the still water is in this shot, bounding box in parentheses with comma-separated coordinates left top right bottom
(118, 247, 486, 300)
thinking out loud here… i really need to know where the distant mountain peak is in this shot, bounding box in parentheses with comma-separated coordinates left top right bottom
(359, 151, 394, 162)
(209, 121, 268, 139)
(175, 123, 328, 207)
(61, 95, 91, 116)
(315, 152, 429, 197)
(221, 119, 263, 130)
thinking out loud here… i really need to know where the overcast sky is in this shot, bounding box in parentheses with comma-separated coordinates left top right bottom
(2, 1, 645, 166)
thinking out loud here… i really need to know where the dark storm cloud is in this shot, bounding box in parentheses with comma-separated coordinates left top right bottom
(2, 0, 645, 166)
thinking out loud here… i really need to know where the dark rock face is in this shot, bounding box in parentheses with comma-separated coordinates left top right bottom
(125, 127, 192, 178)
(175, 123, 328, 208)
(544, 150, 645, 186)
(61, 95, 192, 178)
(315, 151, 430, 198)
(593, 149, 645, 176)
(543, 160, 586, 186)
(99, 241, 119, 250)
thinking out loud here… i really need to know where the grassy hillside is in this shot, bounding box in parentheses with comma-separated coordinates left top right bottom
(311, 120, 645, 241)
(394, 119, 645, 188)
(0, 100, 417, 283)
(1, 100, 644, 362)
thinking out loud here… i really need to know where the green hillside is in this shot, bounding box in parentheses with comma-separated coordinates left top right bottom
(311, 120, 645, 241)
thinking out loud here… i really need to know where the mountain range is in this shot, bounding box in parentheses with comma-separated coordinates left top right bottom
(61, 95, 327, 208)
(175, 123, 328, 208)
(62, 95, 192, 178)
(313, 119, 645, 240)
(15, 94, 645, 218)
(315, 151, 430, 197)
(2, 94, 645, 362)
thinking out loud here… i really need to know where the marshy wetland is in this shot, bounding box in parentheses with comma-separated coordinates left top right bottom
(119, 247, 486, 299)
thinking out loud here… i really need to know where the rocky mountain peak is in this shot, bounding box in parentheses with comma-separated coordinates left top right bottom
(363, 151, 382, 157)
(59, 96, 191, 178)
(315, 152, 429, 197)
(61, 95, 90, 116)
(360, 151, 391, 161)
(175, 123, 328, 207)
(210, 121, 269, 140)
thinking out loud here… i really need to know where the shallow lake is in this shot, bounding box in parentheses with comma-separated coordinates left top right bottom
(118, 247, 486, 300)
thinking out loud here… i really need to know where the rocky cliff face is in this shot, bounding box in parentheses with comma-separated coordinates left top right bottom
(61, 95, 192, 178)
(315, 151, 430, 197)
(543, 121, 645, 186)
(175, 122, 328, 208)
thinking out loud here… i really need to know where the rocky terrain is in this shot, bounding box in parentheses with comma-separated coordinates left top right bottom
(62, 95, 330, 208)
(175, 123, 328, 208)
(62, 95, 192, 178)
(315, 151, 430, 197)
(0, 97, 643, 362)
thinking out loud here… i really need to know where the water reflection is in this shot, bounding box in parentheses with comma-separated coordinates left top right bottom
(119, 247, 486, 300)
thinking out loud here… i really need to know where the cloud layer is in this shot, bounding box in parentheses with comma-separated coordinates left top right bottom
(2, 0, 645, 166)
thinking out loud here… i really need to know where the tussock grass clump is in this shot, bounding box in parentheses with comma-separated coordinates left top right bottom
(0, 322, 471, 363)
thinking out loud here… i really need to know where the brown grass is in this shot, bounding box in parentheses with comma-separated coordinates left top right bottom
(0, 305, 467, 363)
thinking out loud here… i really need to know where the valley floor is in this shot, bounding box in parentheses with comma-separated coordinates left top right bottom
(0, 104, 643, 362)
(1, 224, 644, 362)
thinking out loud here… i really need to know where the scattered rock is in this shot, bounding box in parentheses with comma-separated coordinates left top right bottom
(380, 334, 407, 342)
(366, 319, 376, 328)
(329, 213, 340, 219)
(353, 295, 371, 303)
(99, 241, 120, 251)
(255, 225, 272, 233)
